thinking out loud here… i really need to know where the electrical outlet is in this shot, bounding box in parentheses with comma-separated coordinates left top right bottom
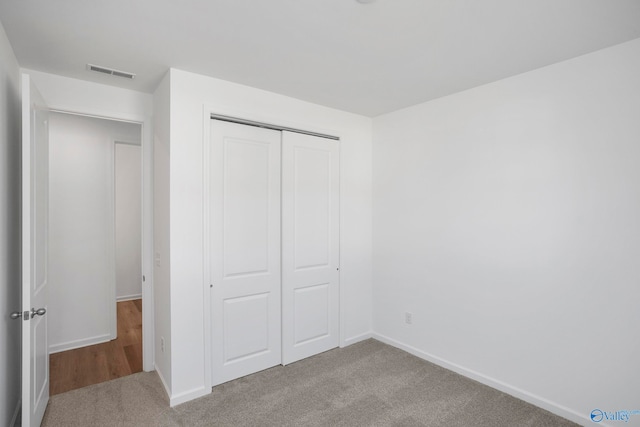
(161, 337, 165, 353)
(405, 312, 413, 325)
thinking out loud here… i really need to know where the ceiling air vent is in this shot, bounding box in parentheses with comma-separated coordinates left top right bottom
(87, 63, 135, 79)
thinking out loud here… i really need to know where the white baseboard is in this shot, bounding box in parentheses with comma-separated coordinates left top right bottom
(117, 293, 142, 302)
(372, 333, 590, 427)
(155, 365, 171, 403)
(155, 366, 211, 408)
(49, 333, 111, 354)
(169, 386, 210, 407)
(10, 399, 20, 427)
(342, 331, 372, 347)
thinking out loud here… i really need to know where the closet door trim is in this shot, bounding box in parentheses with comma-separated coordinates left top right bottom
(210, 113, 340, 141)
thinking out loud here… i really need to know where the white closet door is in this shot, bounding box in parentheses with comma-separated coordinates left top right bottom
(282, 131, 340, 365)
(210, 120, 282, 385)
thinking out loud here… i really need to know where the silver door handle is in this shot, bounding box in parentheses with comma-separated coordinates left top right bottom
(30, 307, 46, 318)
(10, 311, 22, 320)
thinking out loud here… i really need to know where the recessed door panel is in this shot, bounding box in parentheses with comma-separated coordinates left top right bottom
(294, 284, 330, 345)
(293, 148, 331, 270)
(33, 315, 48, 410)
(223, 139, 271, 277)
(282, 131, 340, 365)
(223, 293, 270, 362)
(210, 120, 281, 386)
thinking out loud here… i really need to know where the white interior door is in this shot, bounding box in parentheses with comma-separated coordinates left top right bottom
(210, 120, 282, 385)
(21, 73, 50, 427)
(282, 131, 340, 365)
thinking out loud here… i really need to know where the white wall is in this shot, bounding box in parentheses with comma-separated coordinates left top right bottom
(26, 70, 152, 121)
(115, 143, 142, 301)
(0, 20, 22, 427)
(163, 69, 373, 405)
(372, 38, 640, 425)
(48, 113, 141, 352)
(152, 72, 171, 392)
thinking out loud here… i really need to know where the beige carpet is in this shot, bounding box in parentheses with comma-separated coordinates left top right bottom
(42, 339, 577, 426)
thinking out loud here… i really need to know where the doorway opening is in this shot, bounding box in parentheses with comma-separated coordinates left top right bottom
(45, 112, 144, 394)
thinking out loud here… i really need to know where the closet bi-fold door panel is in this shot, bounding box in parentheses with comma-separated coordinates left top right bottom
(282, 131, 340, 365)
(210, 120, 282, 386)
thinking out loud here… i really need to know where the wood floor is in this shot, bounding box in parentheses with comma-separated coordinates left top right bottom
(49, 299, 142, 395)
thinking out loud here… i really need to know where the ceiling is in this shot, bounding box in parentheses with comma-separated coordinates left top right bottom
(1, 0, 640, 117)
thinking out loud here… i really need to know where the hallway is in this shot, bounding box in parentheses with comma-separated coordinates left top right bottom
(49, 299, 142, 395)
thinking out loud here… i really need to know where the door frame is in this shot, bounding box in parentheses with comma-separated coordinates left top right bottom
(112, 139, 145, 306)
(202, 105, 344, 391)
(48, 107, 154, 371)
